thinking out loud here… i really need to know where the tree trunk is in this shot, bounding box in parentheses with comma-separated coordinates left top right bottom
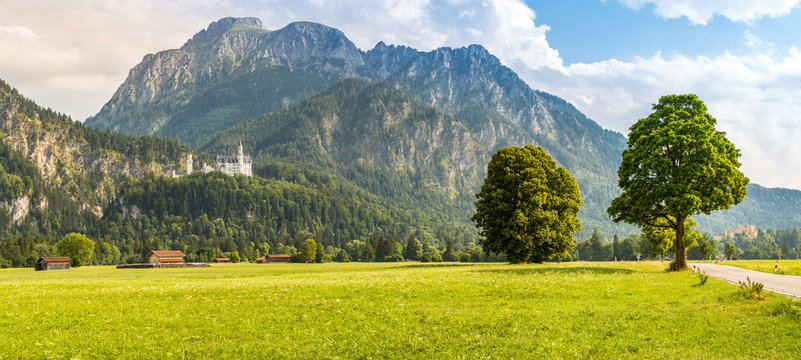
(671, 215, 689, 270)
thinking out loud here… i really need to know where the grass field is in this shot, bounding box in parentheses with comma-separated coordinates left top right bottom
(723, 259, 801, 276)
(2, 261, 800, 359)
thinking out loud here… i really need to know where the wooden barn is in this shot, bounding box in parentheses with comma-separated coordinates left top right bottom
(255, 256, 267, 264)
(267, 254, 291, 263)
(215, 258, 230, 263)
(147, 250, 185, 265)
(37, 257, 71, 271)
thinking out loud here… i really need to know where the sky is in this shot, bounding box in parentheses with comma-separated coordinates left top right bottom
(2, 0, 801, 189)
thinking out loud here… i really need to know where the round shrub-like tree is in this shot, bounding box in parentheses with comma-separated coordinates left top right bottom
(300, 238, 317, 263)
(55, 233, 95, 267)
(472, 145, 582, 263)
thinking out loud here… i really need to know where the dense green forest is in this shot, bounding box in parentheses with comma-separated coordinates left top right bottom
(570, 226, 801, 262)
(0, 169, 483, 267)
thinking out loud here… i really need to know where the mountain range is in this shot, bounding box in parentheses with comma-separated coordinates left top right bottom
(1, 17, 799, 255)
(85, 17, 636, 239)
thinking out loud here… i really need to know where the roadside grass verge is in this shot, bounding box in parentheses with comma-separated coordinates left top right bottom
(724, 259, 801, 276)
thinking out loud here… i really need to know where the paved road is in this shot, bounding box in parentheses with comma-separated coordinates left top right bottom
(691, 262, 801, 298)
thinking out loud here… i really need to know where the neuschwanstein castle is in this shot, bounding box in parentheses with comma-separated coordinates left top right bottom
(184, 142, 252, 177)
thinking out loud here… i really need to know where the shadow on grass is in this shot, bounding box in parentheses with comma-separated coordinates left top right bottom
(473, 266, 636, 276)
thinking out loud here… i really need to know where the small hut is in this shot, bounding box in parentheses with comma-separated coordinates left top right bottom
(267, 254, 291, 263)
(255, 256, 267, 264)
(215, 258, 230, 263)
(147, 250, 186, 265)
(37, 257, 71, 271)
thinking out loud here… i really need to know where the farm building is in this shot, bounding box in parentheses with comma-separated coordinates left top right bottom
(255, 256, 266, 264)
(147, 250, 186, 265)
(37, 257, 71, 271)
(215, 258, 230, 263)
(267, 254, 291, 263)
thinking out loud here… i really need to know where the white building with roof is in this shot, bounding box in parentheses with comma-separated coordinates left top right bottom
(215, 142, 252, 177)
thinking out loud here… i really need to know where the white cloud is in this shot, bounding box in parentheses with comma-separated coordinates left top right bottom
(0, 25, 37, 39)
(516, 48, 801, 188)
(618, 0, 801, 25)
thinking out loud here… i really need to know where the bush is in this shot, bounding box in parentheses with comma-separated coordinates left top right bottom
(384, 254, 404, 262)
(738, 277, 765, 300)
(695, 268, 709, 286)
(334, 249, 350, 262)
(421, 248, 443, 263)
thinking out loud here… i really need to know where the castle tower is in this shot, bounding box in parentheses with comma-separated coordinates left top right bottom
(237, 142, 244, 174)
(186, 154, 193, 175)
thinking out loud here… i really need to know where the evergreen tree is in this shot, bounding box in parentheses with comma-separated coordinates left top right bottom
(403, 236, 423, 261)
(315, 243, 326, 263)
(361, 239, 375, 262)
(442, 239, 457, 262)
(587, 229, 603, 261)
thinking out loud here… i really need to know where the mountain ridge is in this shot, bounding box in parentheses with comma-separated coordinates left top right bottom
(84, 17, 800, 237)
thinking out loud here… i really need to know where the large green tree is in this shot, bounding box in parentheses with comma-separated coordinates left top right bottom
(608, 94, 749, 270)
(472, 145, 582, 263)
(55, 233, 95, 267)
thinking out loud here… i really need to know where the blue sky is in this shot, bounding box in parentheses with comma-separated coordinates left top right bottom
(1, 0, 801, 189)
(530, 0, 744, 63)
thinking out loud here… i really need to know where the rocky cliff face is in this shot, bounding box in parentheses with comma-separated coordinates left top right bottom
(0, 196, 30, 225)
(86, 18, 368, 146)
(0, 80, 189, 218)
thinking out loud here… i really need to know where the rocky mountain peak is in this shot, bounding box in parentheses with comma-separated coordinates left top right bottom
(365, 41, 421, 79)
(184, 17, 266, 48)
(266, 21, 363, 64)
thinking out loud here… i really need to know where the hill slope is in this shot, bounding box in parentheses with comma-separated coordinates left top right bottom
(0, 78, 196, 236)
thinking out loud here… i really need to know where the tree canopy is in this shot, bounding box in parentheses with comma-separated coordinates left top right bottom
(607, 94, 749, 270)
(55, 233, 95, 267)
(472, 145, 582, 263)
(300, 239, 317, 263)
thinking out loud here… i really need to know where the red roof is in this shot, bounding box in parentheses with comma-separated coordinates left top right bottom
(39, 257, 71, 263)
(216, 258, 229, 261)
(256, 256, 266, 261)
(268, 254, 290, 258)
(148, 250, 185, 257)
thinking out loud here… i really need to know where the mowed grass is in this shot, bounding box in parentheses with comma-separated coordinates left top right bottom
(1, 262, 800, 359)
(724, 259, 801, 276)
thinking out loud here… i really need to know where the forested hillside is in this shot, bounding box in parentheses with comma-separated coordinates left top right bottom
(0, 78, 195, 235)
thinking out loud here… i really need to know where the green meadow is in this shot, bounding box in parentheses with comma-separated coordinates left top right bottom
(1, 262, 800, 359)
(724, 259, 801, 276)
